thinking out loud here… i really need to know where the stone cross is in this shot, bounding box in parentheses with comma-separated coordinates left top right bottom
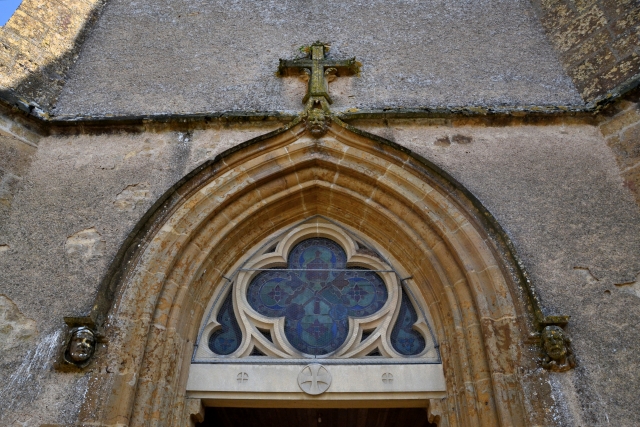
(298, 363, 332, 395)
(382, 372, 393, 384)
(236, 372, 249, 383)
(278, 42, 360, 106)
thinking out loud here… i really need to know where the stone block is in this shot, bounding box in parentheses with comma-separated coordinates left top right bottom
(20, 0, 68, 29)
(0, 135, 36, 177)
(569, 48, 617, 84)
(44, 4, 93, 42)
(601, 0, 639, 18)
(597, 87, 640, 120)
(612, 29, 640, 58)
(186, 363, 446, 396)
(4, 9, 49, 46)
(39, 30, 69, 58)
(113, 182, 152, 211)
(0, 48, 16, 87)
(621, 117, 640, 141)
(611, 7, 640, 37)
(0, 28, 52, 65)
(582, 53, 640, 100)
(540, 2, 577, 33)
(606, 130, 640, 170)
(600, 104, 640, 136)
(561, 29, 612, 67)
(0, 114, 41, 146)
(0, 172, 21, 207)
(0, 31, 56, 91)
(66, 0, 99, 17)
(570, 0, 598, 14)
(550, 5, 608, 53)
(539, 0, 568, 11)
(622, 166, 640, 204)
(0, 295, 38, 355)
(64, 227, 106, 260)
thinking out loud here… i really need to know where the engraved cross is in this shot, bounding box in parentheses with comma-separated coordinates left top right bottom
(382, 372, 393, 384)
(300, 364, 331, 394)
(277, 42, 360, 107)
(237, 372, 249, 383)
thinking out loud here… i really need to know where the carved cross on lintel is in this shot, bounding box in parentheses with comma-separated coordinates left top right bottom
(277, 42, 360, 108)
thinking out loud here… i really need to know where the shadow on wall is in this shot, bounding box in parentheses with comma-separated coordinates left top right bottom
(0, 0, 106, 115)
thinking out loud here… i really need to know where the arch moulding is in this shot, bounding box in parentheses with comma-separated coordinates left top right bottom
(74, 117, 554, 426)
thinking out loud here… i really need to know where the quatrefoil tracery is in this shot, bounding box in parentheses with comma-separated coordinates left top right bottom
(195, 221, 437, 361)
(247, 237, 389, 355)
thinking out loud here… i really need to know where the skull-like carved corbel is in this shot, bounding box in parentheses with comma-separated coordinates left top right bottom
(541, 325, 576, 372)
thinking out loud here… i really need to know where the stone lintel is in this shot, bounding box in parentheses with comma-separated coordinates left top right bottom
(187, 363, 446, 405)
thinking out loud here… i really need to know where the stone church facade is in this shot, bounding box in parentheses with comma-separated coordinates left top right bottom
(1, 1, 639, 426)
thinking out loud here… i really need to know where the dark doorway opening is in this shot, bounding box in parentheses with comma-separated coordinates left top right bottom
(197, 407, 437, 427)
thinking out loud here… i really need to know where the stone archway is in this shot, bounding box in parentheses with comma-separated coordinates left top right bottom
(77, 118, 542, 426)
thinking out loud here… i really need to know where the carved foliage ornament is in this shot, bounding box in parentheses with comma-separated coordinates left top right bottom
(193, 220, 439, 361)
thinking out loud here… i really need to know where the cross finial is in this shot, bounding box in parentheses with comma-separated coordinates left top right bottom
(277, 42, 360, 137)
(277, 42, 360, 110)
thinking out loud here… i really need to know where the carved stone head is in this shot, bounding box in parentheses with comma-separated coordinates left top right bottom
(306, 109, 330, 138)
(541, 325, 575, 372)
(66, 327, 96, 365)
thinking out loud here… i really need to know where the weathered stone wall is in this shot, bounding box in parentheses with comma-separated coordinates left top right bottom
(0, 111, 41, 237)
(530, 0, 640, 102)
(0, 121, 283, 426)
(0, 0, 105, 113)
(358, 118, 640, 426)
(0, 118, 638, 425)
(598, 87, 640, 205)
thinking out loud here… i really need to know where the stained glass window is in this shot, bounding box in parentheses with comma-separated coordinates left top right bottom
(391, 289, 426, 355)
(199, 232, 437, 361)
(208, 289, 242, 355)
(246, 238, 388, 355)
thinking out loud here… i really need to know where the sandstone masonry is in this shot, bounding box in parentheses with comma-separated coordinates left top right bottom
(599, 87, 640, 205)
(530, 0, 640, 102)
(0, 0, 105, 113)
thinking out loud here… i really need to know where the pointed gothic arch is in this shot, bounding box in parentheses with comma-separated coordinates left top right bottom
(75, 117, 545, 426)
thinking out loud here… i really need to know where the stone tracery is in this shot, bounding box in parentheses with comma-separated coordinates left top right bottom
(245, 236, 390, 356)
(194, 222, 437, 360)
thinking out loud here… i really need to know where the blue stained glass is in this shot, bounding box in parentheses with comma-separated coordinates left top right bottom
(390, 289, 426, 355)
(208, 290, 242, 355)
(247, 238, 388, 355)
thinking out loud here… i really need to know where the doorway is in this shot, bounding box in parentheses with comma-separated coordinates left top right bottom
(197, 407, 438, 427)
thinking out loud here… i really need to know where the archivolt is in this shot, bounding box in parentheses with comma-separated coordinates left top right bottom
(77, 118, 541, 426)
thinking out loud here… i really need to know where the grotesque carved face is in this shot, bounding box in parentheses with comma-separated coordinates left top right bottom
(542, 326, 567, 361)
(306, 109, 329, 137)
(68, 328, 96, 364)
